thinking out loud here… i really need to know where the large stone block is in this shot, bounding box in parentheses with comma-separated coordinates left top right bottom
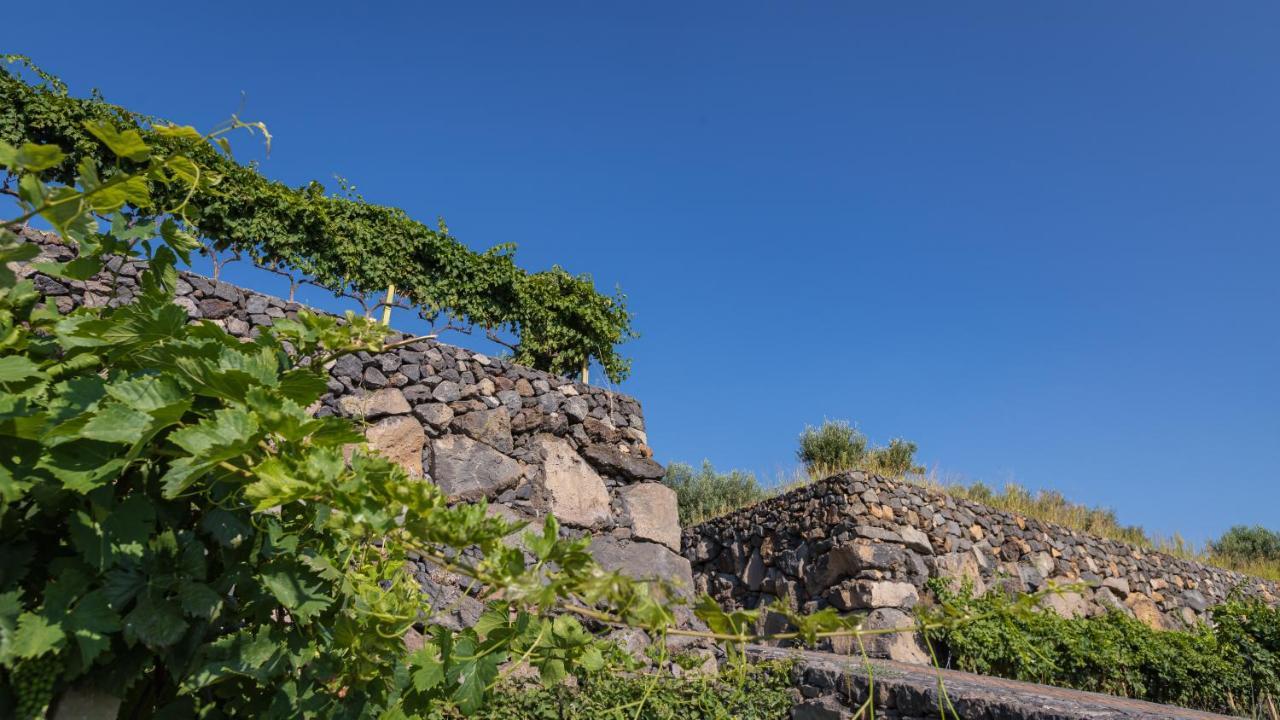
(581, 443, 665, 481)
(451, 408, 513, 453)
(819, 542, 911, 587)
(830, 608, 929, 665)
(1040, 589, 1090, 619)
(619, 482, 681, 550)
(588, 537, 694, 595)
(828, 580, 918, 611)
(365, 415, 426, 477)
(532, 435, 612, 529)
(431, 435, 522, 501)
(338, 387, 412, 419)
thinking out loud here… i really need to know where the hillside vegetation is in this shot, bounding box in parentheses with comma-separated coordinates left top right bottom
(924, 580, 1280, 718)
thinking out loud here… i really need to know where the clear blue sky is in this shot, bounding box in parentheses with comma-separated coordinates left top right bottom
(8, 2, 1279, 543)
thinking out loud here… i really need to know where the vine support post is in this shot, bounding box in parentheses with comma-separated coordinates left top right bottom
(381, 284, 395, 326)
(580, 357, 589, 385)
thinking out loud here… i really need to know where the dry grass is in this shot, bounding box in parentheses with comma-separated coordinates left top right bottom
(758, 462, 1280, 583)
(909, 474, 1280, 583)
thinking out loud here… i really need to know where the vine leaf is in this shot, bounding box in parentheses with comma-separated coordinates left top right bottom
(258, 562, 332, 624)
(11, 612, 65, 658)
(84, 120, 150, 162)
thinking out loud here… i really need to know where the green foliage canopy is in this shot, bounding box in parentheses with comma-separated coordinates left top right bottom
(661, 461, 769, 526)
(0, 56, 635, 381)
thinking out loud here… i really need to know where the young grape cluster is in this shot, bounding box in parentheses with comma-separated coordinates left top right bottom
(11, 653, 60, 720)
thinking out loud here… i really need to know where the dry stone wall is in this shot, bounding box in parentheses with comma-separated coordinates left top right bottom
(16, 230, 690, 629)
(685, 471, 1280, 661)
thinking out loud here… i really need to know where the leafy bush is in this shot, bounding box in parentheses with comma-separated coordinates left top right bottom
(431, 661, 794, 719)
(865, 438, 925, 476)
(662, 462, 769, 526)
(796, 420, 867, 475)
(1213, 526, 1280, 564)
(923, 579, 1280, 716)
(795, 420, 923, 478)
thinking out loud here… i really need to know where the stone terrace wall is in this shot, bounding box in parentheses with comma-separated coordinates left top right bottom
(685, 471, 1279, 660)
(17, 230, 691, 629)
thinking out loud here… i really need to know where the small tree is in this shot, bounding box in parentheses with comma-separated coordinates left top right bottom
(662, 461, 768, 526)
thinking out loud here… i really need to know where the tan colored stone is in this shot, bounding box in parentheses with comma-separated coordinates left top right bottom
(930, 552, 987, 597)
(969, 524, 984, 541)
(619, 482, 681, 550)
(1040, 591, 1089, 619)
(831, 608, 929, 665)
(1126, 594, 1168, 630)
(338, 387, 411, 418)
(534, 435, 612, 529)
(365, 415, 426, 477)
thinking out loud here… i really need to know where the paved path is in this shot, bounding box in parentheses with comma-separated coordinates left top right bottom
(749, 645, 1237, 719)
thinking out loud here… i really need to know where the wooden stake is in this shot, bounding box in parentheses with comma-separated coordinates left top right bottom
(381, 284, 395, 326)
(581, 358, 589, 384)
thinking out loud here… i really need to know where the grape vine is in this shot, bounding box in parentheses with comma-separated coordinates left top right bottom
(0, 56, 636, 381)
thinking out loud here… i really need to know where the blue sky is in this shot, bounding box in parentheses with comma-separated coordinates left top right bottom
(7, 2, 1279, 543)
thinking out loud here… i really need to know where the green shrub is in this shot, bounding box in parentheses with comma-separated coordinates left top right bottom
(1212, 526, 1280, 564)
(865, 438, 925, 476)
(923, 579, 1280, 716)
(795, 420, 867, 475)
(431, 661, 794, 720)
(662, 461, 769, 526)
(796, 420, 923, 478)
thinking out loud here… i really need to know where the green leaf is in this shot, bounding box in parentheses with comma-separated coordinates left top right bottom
(244, 457, 312, 512)
(102, 495, 156, 560)
(409, 648, 444, 692)
(201, 508, 251, 549)
(124, 595, 187, 648)
(152, 125, 203, 142)
(69, 591, 122, 634)
(579, 645, 605, 672)
(276, 370, 328, 406)
(38, 439, 127, 493)
(106, 375, 186, 412)
(0, 591, 19, 662)
(451, 648, 502, 714)
(102, 566, 145, 608)
(67, 590, 121, 666)
(168, 408, 257, 457)
(84, 120, 150, 162)
(258, 562, 332, 624)
(0, 356, 43, 383)
(178, 581, 221, 620)
(161, 408, 259, 497)
(1, 142, 67, 172)
(81, 402, 153, 444)
(11, 613, 64, 658)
